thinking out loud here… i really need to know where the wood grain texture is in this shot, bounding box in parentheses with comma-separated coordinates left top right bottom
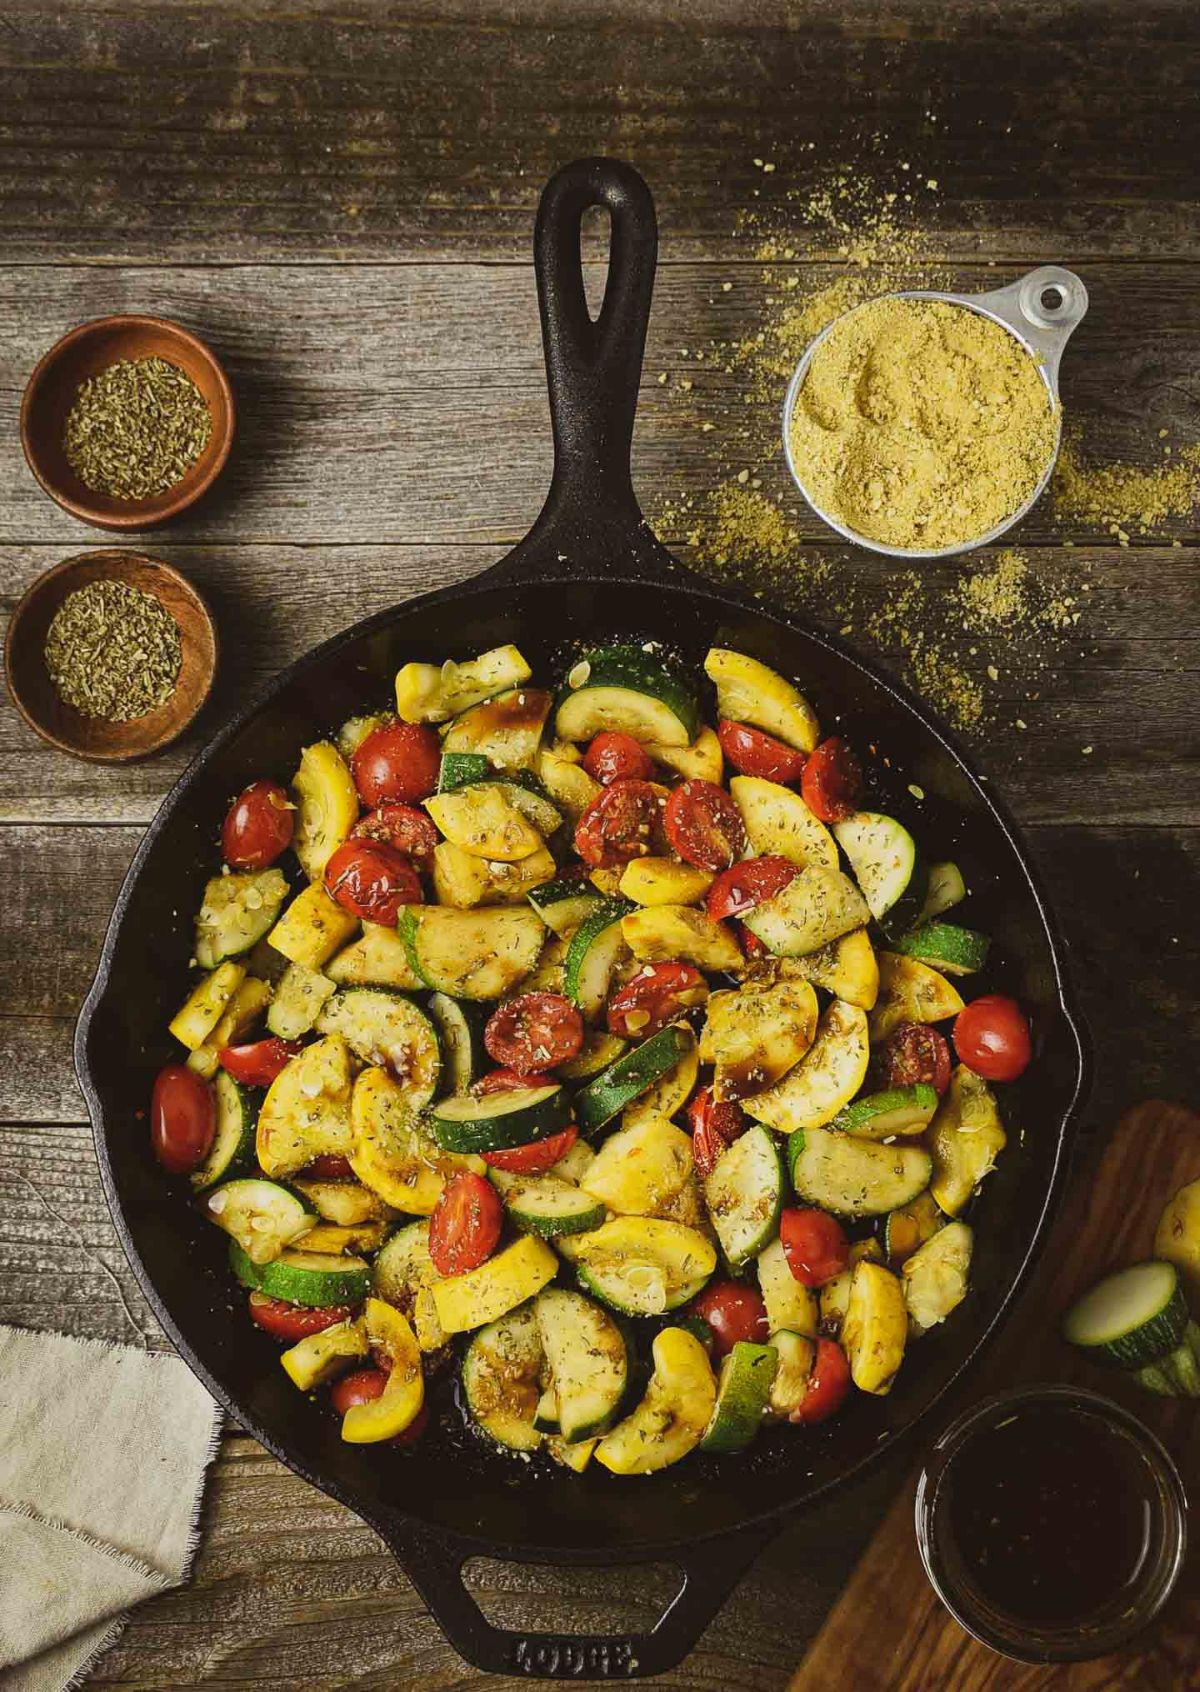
(792, 1101, 1200, 1692)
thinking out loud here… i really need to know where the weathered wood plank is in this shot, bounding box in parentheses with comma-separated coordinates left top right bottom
(0, 2, 1198, 263)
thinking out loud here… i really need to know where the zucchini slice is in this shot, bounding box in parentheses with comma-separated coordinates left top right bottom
(756, 1236, 818, 1337)
(594, 1327, 716, 1475)
(266, 962, 337, 1039)
(203, 1176, 315, 1264)
(741, 865, 870, 958)
(573, 1025, 693, 1137)
(833, 812, 928, 938)
(441, 687, 552, 771)
(741, 1000, 870, 1134)
(528, 877, 606, 938)
(563, 897, 634, 1018)
(326, 923, 422, 991)
(462, 1301, 545, 1451)
(699, 979, 818, 1103)
(490, 1170, 608, 1238)
(340, 1299, 424, 1443)
(729, 776, 838, 870)
(536, 1288, 627, 1442)
(437, 751, 492, 792)
(617, 857, 715, 908)
(350, 1066, 482, 1213)
(555, 644, 699, 748)
(426, 784, 545, 862)
(190, 1071, 257, 1192)
(1154, 1177, 1200, 1305)
(841, 1260, 908, 1394)
(431, 1235, 559, 1335)
(767, 1330, 814, 1418)
(902, 1221, 973, 1336)
(433, 839, 557, 909)
(551, 1138, 596, 1185)
(168, 961, 246, 1051)
(572, 1217, 717, 1316)
(1063, 1260, 1188, 1370)
(316, 987, 442, 1109)
(643, 725, 724, 785)
(396, 644, 532, 724)
(280, 1318, 369, 1392)
(559, 1030, 629, 1082)
(426, 993, 488, 1092)
(371, 1219, 446, 1351)
(921, 860, 967, 921)
(789, 1126, 932, 1219)
(621, 904, 743, 974)
(868, 952, 965, 1044)
(427, 1083, 571, 1155)
(895, 920, 990, 977)
(580, 1115, 694, 1217)
(195, 869, 289, 969)
(1137, 1327, 1200, 1399)
(292, 1178, 398, 1227)
(704, 649, 819, 754)
(883, 1190, 943, 1266)
(699, 1340, 778, 1453)
(291, 740, 359, 880)
(232, 1241, 371, 1308)
(621, 1022, 699, 1130)
(399, 905, 546, 1001)
(703, 1125, 785, 1267)
(831, 1083, 939, 1140)
(928, 1065, 1006, 1216)
(765, 930, 878, 1012)
(256, 1034, 354, 1178)
(337, 711, 393, 761)
(268, 883, 358, 971)
(513, 930, 569, 995)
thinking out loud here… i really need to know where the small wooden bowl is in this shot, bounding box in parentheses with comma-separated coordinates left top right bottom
(20, 316, 235, 530)
(4, 551, 218, 762)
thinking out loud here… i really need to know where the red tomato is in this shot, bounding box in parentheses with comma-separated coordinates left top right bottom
(954, 995, 1032, 1082)
(691, 1280, 769, 1358)
(324, 839, 424, 925)
(717, 720, 806, 784)
(737, 923, 766, 959)
(779, 1207, 850, 1288)
(876, 1022, 952, 1096)
(474, 1067, 553, 1095)
(482, 1126, 579, 1174)
(353, 803, 439, 861)
(221, 779, 294, 870)
(150, 1064, 216, 1174)
(800, 738, 863, 824)
(306, 1154, 355, 1180)
(330, 1367, 389, 1414)
(574, 779, 664, 868)
(706, 855, 798, 923)
(583, 731, 655, 785)
(789, 1339, 852, 1425)
(218, 1037, 304, 1088)
(248, 1293, 355, 1341)
(606, 962, 708, 1039)
(663, 780, 747, 871)
(351, 721, 440, 806)
(428, 1172, 504, 1277)
(686, 1085, 748, 1178)
(484, 992, 584, 1071)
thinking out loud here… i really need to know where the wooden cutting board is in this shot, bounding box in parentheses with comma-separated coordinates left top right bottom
(791, 1100, 1200, 1691)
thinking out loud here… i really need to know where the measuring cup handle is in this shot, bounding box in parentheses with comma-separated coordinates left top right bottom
(982, 266, 1089, 394)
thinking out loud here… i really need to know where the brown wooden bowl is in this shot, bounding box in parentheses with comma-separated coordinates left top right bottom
(20, 315, 235, 529)
(4, 551, 218, 762)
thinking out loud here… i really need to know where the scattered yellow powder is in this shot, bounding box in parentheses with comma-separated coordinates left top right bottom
(1052, 432, 1200, 535)
(955, 549, 1030, 629)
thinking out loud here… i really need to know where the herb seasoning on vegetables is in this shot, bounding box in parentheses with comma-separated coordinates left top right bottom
(62, 356, 212, 501)
(44, 579, 182, 720)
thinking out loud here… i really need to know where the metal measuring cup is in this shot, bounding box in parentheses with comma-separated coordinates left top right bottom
(781, 265, 1089, 558)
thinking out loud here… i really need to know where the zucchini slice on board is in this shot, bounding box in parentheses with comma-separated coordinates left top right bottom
(432, 840, 557, 910)
(894, 920, 991, 977)
(231, 1241, 371, 1308)
(256, 1034, 354, 1178)
(555, 645, 699, 748)
(703, 649, 820, 754)
(441, 687, 552, 771)
(291, 740, 359, 881)
(789, 1126, 932, 1219)
(700, 979, 818, 1103)
(340, 1300, 424, 1444)
(571, 1217, 717, 1317)
(398, 904, 545, 1000)
(928, 1065, 1007, 1216)
(573, 1024, 693, 1137)
(427, 1082, 572, 1155)
(621, 905, 743, 974)
(643, 725, 724, 784)
(902, 1221, 973, 1336)
(622, 1023, 698, 1130)
(741, 866, 870, 958)
(190, 1072, 257, 1192)
(267, 962, 337, 1039)
(326, 923, 422, 991)
(764, 930, 878, 1012)
(741, 1000, 870, 1135)
(351, 1066, 483, 1212)
(1063, 1260, 1189, 1370)
(462, 1301, 545, 1451)
(841, 1260, 908, 1395)
(426, 993, 488, 1092)
(168, 960, 246, 1051)
(431, 1235, 559, 1335)
(371, 1220, 447, 1352)
(831, 1082, 939, 1140)
(618, 857, 715, 908)
(703, 1126, 785, 1267)
(536, 1288, 627, 1442)
(529, 877, 606, 938)
(766, 1330, 814, 1418)
(594, 1327, 716, 1475)
(699, 1340, 778, 1453)
(280, 1318, 369, 1392)
(756, 1236, 818, 1337)
(195, 869, 289, 969)
(490, 1169, 607, 1238)
(868, 952, 965, 1045)
(563, 897, 635, 1019)
(203, 1177, 315, 1264)
(396, 644, 531, 724)
(426, 784, 544, 862)
(316, 988, 442, 1109)
(268, 883, 358, 971)
(580, 1115, 694, 1217)
(729, 775, 838, 870)
(833, 812, 928, 939)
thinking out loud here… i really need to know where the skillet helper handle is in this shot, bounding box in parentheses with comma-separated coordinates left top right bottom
(380, 1515, 773, 1679)
(534, 156, 658, 533)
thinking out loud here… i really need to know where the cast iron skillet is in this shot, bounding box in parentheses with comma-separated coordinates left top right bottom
(77, 159, 1088, 1679)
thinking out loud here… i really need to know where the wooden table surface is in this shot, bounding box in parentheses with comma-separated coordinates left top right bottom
(1, 3, 1197, 1686)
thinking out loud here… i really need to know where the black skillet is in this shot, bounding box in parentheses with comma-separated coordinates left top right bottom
(76, 159, 1088, 1680)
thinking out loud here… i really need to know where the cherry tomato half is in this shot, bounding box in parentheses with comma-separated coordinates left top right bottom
(150, 1064, 216, 1175)
(324, 839, 424, 925)
(482, 1126, 579, 1174)
(691, 1280, 768, 1358)
(221, 779, 294, 870)
(789, 1338, 852, 1425)
(428, 1171, 504, 1277)
(574, 779, 664, 868)
(219, 1037, 304, 1089)
(306, 1154, 355, 1180)
(779, 1207, 850, 1288)
(663, 779, 747, 871)
(717, 720, 806, 784)
(351, 721, 441, 807)
(686, 1085, 748, 1178)
(706, 855, 798, 923)
(353, 802, 440, 861)
(474, 1067, 554, 1095)
(953, 995, 1032, 1083)
(800, 738, 863, 825)
(583, 731, 655, 785)
(249, 1292, 356, 1341)
(607, 962, 708, 1040)
(876, 1021, 952, 1096)
(484, 992, 584, 1072)
(330, 1367, 388, 1414)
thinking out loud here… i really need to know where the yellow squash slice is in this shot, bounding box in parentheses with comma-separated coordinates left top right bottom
(741, 999, 870, 1133)
(340, 1299, 424, 1443)
(291, 740, 359, 880)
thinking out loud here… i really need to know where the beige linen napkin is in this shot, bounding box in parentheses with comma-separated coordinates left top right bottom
(0, 1325, 222, 1692)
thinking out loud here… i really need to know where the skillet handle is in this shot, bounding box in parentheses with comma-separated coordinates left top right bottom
(378, 1514, 774, 1678)
(533, 156, 658, 545)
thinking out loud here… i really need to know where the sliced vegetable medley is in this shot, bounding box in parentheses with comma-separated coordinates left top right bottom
(153, 640, 1032, 1470)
